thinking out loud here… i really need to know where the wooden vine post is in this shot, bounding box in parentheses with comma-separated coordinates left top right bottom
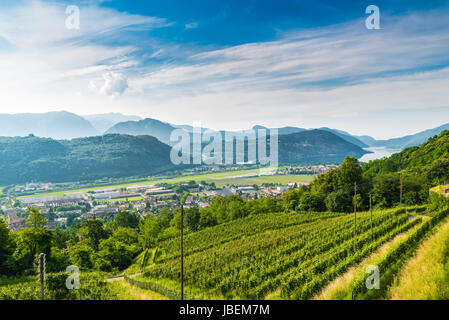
(38, 253, 46, 300)
(180, 204, 184, 300)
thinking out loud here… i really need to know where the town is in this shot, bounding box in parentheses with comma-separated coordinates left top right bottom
(0, 165, 338, 232)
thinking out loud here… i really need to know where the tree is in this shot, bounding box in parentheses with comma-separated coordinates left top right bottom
(185, 207, 201, 232)
(112, 211, 140, 229)
(199, 210, 217, 229)
(325, 189, 352, 212)
(337, 157, 363, 189)
(372, 173, 400, 208)
(69, 242, 94, 270)
(297, 192, 326, 212)
(0, 218, 13, 274)
(12, 208, 53, 272)
(26, 207, 47, 229)
(95, 238, 139, 271)
(75, 218, 109, 251)
(140, 216, 161, 250)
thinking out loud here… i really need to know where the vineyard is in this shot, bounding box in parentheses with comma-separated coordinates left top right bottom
(0, 272, 118, 300)
(132, 205, 435, 300)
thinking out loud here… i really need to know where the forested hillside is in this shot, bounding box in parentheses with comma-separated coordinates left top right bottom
(363, 130, 449, 183)
(0, 134, 174, 185)
(278, 130, 368, 164)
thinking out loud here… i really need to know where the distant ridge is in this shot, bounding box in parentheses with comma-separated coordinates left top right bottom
(106, 118, 176, 145)
(372, 123, 449, 149)
(0, 111, 99, 139)
(83, 113, 142, 133)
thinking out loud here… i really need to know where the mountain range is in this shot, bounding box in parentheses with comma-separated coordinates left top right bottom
(0, 129, 368, 185)
(1, 110, 449, 154)
(0, 111, 99, 139)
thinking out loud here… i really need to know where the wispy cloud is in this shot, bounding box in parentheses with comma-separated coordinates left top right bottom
(0, 1, 448, 138)
(0, 0, 168, 99)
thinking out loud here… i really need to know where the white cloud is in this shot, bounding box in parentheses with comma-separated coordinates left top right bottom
(98, 72, 129, 97)
(185, 22, 199, 30)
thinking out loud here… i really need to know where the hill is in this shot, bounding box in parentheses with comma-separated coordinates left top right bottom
(106, 118, 176, 145)
(278, 130, 369, 164)
(362, 130, 449, 183)
(0, 134, 174, 185)
(318, 127, 368, 148)
(83, 113, 142, 133)
(0, 111, 99, 139)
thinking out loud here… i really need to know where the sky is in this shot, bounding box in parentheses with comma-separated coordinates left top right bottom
(0, 0, 449, 139)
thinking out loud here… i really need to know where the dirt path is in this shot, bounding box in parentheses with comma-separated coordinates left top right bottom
(108, 278, 169, 300)
(106, 273, 142, 282)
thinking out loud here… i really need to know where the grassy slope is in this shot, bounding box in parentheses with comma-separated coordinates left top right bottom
(314, 218, 426, 300)
(108, 279, 169, 300)
(388, 216, 449, 300)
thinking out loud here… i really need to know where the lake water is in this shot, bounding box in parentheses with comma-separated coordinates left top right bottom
(358, 147, 402, 163)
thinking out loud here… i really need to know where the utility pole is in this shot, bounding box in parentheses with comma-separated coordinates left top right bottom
(180, 204, 184, 301)
(370, 193, 373, 241)
(354, 182, 357, 252)
(400, 172, 403, 206)
(38, 253, 45, 300)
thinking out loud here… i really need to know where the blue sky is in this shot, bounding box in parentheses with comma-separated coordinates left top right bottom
(0, 0, 449, 139)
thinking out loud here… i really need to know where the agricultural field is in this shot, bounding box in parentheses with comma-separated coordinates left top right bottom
(16, 168, 310, 200)
(0, 272, 118, 300)
(214, 174, 315, 187)
(124, 205, 446, 300)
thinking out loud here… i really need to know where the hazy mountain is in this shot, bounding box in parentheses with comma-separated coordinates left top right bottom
(373, 123, 449, 149)
(0, 134, 175, 185)
(355, 135, 378, 147)
(317, 127, 369, 148)
(0, 111, 99, 139)
(252, 125, 306, 136)
(105, 118, 177, 145)
(83, 113, 142, 133)
(251, 125, 368, 148)
(278, 130, 369, 164)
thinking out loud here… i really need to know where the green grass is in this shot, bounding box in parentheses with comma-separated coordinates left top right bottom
(315, 218, 427, 300)
(214, 174, 315, 187)
(388, 215, 449, 299)
(108, 279, 169, 300)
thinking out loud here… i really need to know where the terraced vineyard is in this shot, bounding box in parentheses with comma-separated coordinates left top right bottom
(135, 207, 428, 299)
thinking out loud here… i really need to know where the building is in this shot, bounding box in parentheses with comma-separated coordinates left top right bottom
(145, 187, 173, 196)
(22, 194, 88, 207)
(90, 205, 118, 217)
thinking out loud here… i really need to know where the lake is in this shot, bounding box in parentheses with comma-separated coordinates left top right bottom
(358, 147, 402, 163)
